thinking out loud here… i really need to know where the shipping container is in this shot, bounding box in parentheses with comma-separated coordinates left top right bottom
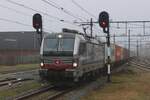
(115, 45, 122, 62)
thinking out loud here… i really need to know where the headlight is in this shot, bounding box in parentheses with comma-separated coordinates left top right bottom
(40, 62, 44, 67)
(58, 34, 62, 38)
(73, 62, 78, 67)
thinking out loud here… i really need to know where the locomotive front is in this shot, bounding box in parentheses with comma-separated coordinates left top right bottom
(39, 33, 79, 81)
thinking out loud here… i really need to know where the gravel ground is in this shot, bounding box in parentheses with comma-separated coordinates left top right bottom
(80, 59, 150, 100)
(55, 76, 107, 100)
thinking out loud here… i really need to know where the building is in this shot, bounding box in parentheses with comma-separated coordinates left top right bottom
(0, 31, 42, 65)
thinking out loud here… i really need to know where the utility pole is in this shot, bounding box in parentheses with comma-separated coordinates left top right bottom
(106, 27, 111, 82)
(113, 34, 116, 45)
(90, 18, 93, 37)
(140, 39, 141, 57)
(113, 34, 116, 53)
(125, 22, 128, 35)
(128, 29, 130, 59)
(143, 22, 145, 35)
(137, 40, 139, 57)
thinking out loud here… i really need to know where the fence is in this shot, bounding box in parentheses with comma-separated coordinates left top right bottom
(0, 55, 40, 66)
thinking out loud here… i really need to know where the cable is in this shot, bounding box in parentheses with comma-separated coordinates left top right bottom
(41, 0, 85, 21)
(110, 26, 150, 29)
(113, 22, 150, 28)
(0, 4, 31, 17)
(71, 0, 97, 19)
(0, 17, 30, 27)
(0, 4, 53, 23)
(42, 0, 60, 9)
(6, 0, 62, 20)
(0, 17, 53, 32)
(130, 23, 150, 28)
(7, 0, 81, 28)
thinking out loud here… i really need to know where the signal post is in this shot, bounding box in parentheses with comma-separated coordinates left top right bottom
(98, 11, 111, 82)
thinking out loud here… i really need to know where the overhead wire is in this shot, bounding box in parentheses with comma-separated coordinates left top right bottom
(0, 17, 52, 32)
(71, 0, 97, 19)
(0, 4, 31, 17)
(0, 3, 54, 32)
(67, 0, 99, 33)
(110, 22, 150, 29)
(6, 0, 61, 20)
(0, 17, 31, 27)
(41, 0, 87, 22)
(110, 25, 150, 29)
(0, 3, 58, 25)
(7, 0, 83, 29)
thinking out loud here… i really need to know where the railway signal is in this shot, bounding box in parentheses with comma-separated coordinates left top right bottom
(32, 13, 43, 44)
(99, 11, 111, 82)
(98, 11, 109, 33)
(33, 13, 42, 30)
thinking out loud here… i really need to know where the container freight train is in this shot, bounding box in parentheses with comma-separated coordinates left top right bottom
(39, 31, 131, 82)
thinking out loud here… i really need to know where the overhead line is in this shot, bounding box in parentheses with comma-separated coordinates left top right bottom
(0, 3, 54, 23)
(6, 0, 61, 20)
(74, 20, 150, 24)
(112, 23, 150, 29)
(0, 17, 30, 27)
(0, 17, 52, 32)
(0, 4, 31, 17)
(7, 0, 82, 28)
(111, 26, 150, 29)
(97, 34, 150, 37)
(110, 21, 150, 23)
(75, 20, 150, 29)
(116, 41, 150, 42)
(42, 0, 60, 9)
(71, 0, 97, 19)
(41, 0, 85, 21)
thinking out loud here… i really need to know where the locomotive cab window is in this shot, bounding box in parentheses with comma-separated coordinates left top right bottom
(43, 38, 58, 51)
(60, 38, 74, 51)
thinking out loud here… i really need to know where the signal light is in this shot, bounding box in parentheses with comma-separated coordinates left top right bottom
(100, 21, 107, 28)
(98, 11, 109, 33)
(33, 13, 42, 29)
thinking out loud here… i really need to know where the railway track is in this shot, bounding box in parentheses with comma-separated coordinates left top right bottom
(130, 58, 150, 71)
(0, 69, 38, 80)
(0, 78, 33, 87)
(15, 85, 74, 100)
(47, 87, 74, 100)
(15, 85, 54, 100)
(0, 77, 17, 83)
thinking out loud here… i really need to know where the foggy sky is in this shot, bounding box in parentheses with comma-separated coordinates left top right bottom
(0, 0, 150, 31)
(0, 0, 150, 47)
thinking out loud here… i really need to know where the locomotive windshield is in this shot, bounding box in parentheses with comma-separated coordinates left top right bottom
(44, 38, 58, 51)
(43, 38, 74, 51)
(61, 39, 74, 51)
(43, 37, 75, 56)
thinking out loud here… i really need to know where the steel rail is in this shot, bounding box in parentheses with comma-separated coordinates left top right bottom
(15, 85, 55, 100)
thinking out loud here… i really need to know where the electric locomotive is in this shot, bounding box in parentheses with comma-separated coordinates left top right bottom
(39, 30, 105, 82)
